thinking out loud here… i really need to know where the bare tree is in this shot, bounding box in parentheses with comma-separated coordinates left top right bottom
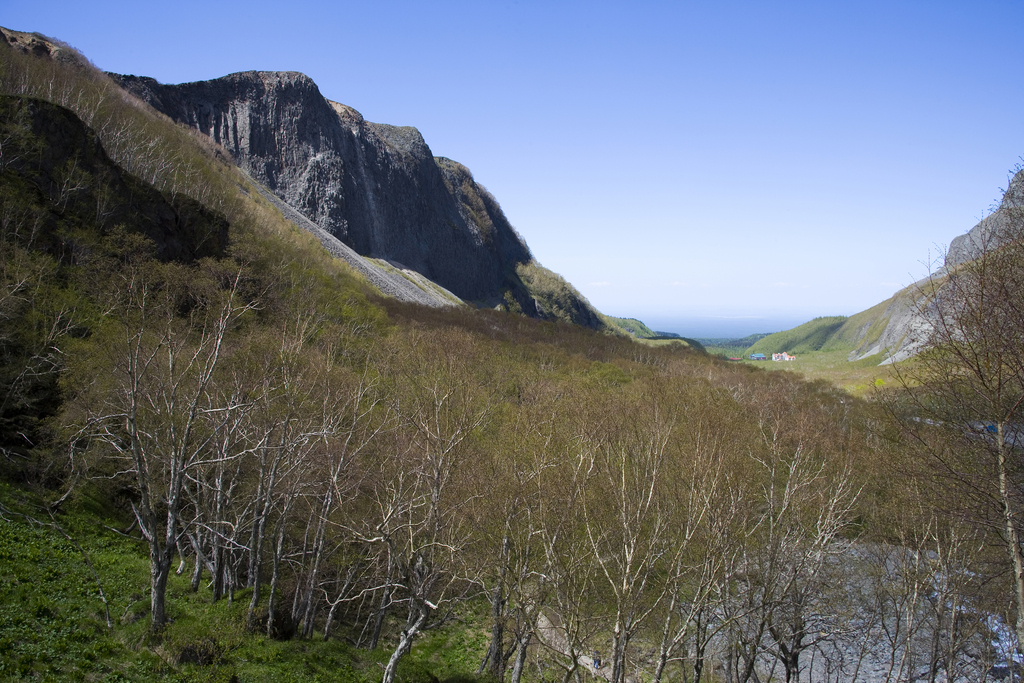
(354, 329, 498, 683)
(715, 381, 862, 683)
(73, 259, 255, 629)
(650, 404, 741, 683)
(889, 169, 1024, 656)
(578, 394, 677, 683)
(293, 360, 384, 639)
(474, 398, 559, 683)
(536, 458, 600, 683)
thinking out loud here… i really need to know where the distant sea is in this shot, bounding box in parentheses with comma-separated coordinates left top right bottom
(638, 315, 812, 340)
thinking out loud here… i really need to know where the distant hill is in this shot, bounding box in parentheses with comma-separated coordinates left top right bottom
(745, 317, 848, 356)
(695, 332, 771, 348)
(736, 282, 939, 365)
(599, 317, 705, 351)
(740, 281, 943, 364)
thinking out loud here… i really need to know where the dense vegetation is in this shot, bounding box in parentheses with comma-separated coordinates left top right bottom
(3, 29, 1024, 683)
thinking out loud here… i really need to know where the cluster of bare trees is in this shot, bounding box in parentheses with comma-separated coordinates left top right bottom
(58, 250, 497, 679)
(55, 241, 1017, 682)
(460, 361, 1008, 683)
(886, 169, 1024, 681)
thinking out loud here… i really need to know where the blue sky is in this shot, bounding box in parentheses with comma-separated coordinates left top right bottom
(5, 1, 1023, 336)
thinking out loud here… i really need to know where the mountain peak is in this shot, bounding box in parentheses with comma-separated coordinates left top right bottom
(105, 67, 606, 325)
(0, 27, 88, 68)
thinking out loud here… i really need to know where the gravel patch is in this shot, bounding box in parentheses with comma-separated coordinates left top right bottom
(249, 180, 460, 308)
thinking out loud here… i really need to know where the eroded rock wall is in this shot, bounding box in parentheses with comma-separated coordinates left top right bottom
(945, 169, 1024, 269)
(111, 71, 533, 303)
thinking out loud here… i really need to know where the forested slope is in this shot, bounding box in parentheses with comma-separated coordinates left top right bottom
(1, 27, 1023, 683)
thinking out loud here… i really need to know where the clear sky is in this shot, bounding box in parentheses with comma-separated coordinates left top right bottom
(5, 1, 1023, 336)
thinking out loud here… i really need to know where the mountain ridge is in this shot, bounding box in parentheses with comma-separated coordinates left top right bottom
(108, 69, 606, 326)
(0, 27, 638, 334)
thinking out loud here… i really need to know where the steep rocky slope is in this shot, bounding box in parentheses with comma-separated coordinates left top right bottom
(945, 169, 1024, 268)
(109, 70, 594, 322)
(762, 170, 1024, 364)
(245, 172, 462, 308)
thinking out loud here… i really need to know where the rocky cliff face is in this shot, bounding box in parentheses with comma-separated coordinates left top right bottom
(945, 169, 1024, 269)
(110, 71, 534, 306)
(840, 170, 1024, 364)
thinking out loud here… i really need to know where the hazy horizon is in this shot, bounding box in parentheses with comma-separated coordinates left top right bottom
(634, 315, 817, 340)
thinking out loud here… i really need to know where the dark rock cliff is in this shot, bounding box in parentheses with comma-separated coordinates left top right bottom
(110, 71, 534, 305)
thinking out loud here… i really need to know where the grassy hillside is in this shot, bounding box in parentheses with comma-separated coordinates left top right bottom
(824, 297, 895, 355)
(831, 276, 943, 361)
(745, 316, 849, 356)
(510, 260, 605, 328)
(739, 274, 946, 365)
(602, 315, 659, 338)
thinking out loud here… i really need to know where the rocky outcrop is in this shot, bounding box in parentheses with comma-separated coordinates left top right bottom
(0, 27, 89, 68)
(109, 71, 534, 306)
(945, 169, 1024, 269)
(838, 170, 1024, 364)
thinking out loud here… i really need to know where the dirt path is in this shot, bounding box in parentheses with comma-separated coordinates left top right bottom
(535, 612, 611, 681)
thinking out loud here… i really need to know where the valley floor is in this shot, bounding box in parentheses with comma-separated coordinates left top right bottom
(720, 349, 898, 397)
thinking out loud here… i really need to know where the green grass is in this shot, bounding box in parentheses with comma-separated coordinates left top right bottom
(0, 482, 150, 681)
(745, 316, 849, 356)
(736, 348, 897, 397)
(0, 480, 494, 683)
